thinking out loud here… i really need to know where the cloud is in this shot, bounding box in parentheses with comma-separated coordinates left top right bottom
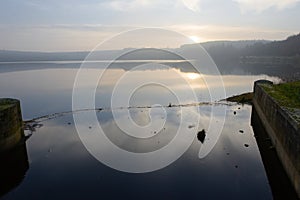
(182, 0, 202, 12)
(103, 0, 152, 11)
(167, 24, 297, 41)
(0, 24, 136, 51)
(234, 0, 300, 13)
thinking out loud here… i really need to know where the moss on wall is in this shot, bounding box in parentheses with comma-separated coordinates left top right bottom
(262, 81, 300, 109)
(0, 98, 23, 152)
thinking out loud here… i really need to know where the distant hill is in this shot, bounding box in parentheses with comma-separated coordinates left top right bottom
(194, 33, 300, 78)
(0, 50, 88, 62)
(0, 34, 298, 62)
(0, 48, 180, 62)
(0, 33, 299, 78)
(183, 40, 270, 50)
(242, 34, 300, 56)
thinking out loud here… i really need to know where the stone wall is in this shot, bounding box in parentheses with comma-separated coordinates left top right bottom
(253, 80, 300, 198)
(0, 98, 23, 152)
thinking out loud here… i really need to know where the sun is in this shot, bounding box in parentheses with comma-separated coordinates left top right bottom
(188, 35, 201, 43)
(186, 73, 201, 80)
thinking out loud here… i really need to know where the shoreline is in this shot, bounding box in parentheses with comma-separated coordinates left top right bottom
(225, 92, 253, 104)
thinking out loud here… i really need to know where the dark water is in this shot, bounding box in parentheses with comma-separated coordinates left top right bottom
(0, 62, 281, 199)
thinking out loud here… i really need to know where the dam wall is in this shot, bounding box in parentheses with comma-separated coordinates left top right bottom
(252, 80, 300, 198)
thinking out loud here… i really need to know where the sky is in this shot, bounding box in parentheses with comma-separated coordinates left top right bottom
(0, 0, 299, 51)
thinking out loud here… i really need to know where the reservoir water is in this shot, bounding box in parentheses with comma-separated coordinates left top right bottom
(0, 61, 281, 199)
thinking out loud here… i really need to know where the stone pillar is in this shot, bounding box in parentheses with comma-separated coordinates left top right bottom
(0, 98, 23, 152)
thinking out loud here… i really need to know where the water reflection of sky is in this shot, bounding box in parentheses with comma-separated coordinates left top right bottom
(0, 66, 280, 120)
(0, 63, 280, 199)
(3, 105, 272, 199)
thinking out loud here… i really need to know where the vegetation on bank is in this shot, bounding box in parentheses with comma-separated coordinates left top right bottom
(226, 92, 253, 104)
(262, 81, 300, 109)
(262, 81, 300, 124)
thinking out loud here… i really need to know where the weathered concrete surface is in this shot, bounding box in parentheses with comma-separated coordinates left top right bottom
(0, 98, 23, 152)
(251, 107, 299, 199)
(253, 80, 300, 198)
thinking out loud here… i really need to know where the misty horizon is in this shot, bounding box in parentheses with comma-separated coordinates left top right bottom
(1, 0, 299, 51)
(0, 36, 292, 53)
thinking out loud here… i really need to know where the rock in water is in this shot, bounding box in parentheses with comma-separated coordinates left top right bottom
(197, 129, 206, 143)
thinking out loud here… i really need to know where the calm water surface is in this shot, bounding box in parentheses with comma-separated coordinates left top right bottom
(0, 62, 281, 199)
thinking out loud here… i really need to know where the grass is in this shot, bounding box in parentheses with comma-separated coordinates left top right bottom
(226, 92, 253, 104)
(262, 81, 300, 109)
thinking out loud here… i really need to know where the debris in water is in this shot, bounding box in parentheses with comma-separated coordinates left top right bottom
(244, 144, 249, 148)
(188, 125, 195, 129)
(197, 129, 206, 143)
(168, 103, 172, 107)
(32, 123, 43, 128)
(154, 131, 157, 134)
(235, 165, 238, 168)
(239, 130, 244, 133)
(24, 133, 32, 141)
(67, 122, 71, 125)
(226, 153, 230, 155)
(25, 123, 43, 132)
(89, 126, 92, 129)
